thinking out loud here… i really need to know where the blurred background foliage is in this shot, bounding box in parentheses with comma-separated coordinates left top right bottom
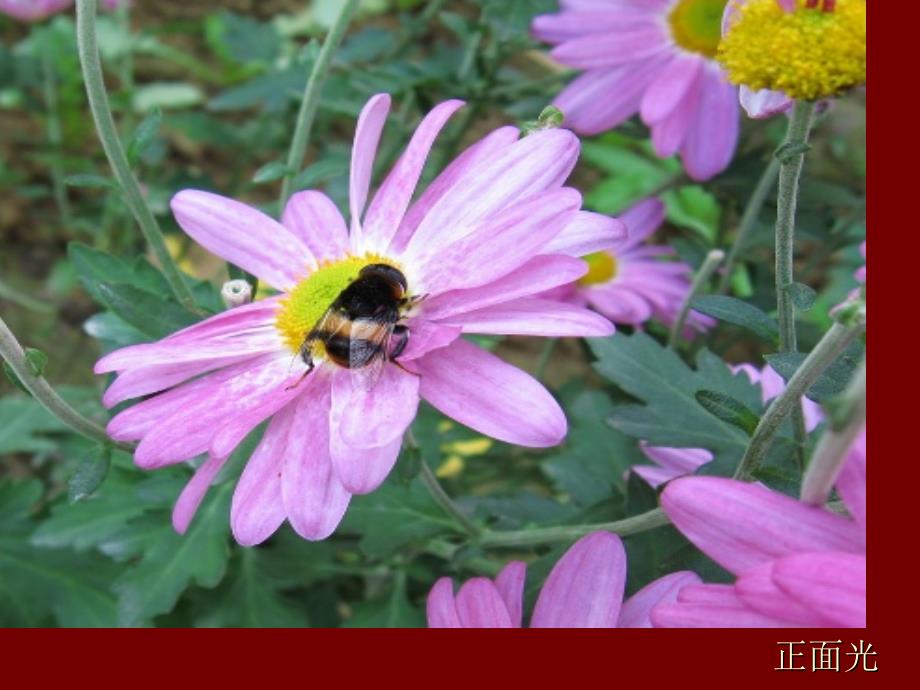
(0, 0, 864, 627)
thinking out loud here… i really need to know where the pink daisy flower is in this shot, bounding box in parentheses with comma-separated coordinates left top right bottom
(95, 94, 620, 546)
(532, 0, 740, 181)
(550, 198, 715, 334)
(652, 428, 866, 627)
(633, 441, 713, 488)
(0, 0, 124, 21)
(733, 362, 823, 431)
(427, 531, 700, 627)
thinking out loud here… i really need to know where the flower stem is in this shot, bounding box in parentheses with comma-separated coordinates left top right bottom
(668, 249, 724, 349)
(41, 51, 73, 231)
(419, 458, 480, 537)
(734, 317, 865, 481)
(773, 100, 816, 464)
(0, 316, 131, 451)
(74, 0, 196, 312)
(477, 508, 670, 549)
(800, 358, 866, 506)
(279, 0, 359, 210)
(717, 156, 780, 294)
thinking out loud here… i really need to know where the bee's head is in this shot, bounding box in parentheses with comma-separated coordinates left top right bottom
(359, 263, 408, 298)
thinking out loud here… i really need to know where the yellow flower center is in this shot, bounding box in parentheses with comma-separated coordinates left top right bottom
(275, 253, 401, 354)
(578, 251, 618, 286)
(717, 0, 866, 100)
(669, 0, 730, 58)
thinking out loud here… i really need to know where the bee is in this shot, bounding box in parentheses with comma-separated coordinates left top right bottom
(291, 263, 415, 391)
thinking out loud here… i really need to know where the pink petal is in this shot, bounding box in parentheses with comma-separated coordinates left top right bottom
(440, 297, 614, 337)
(661, 477, 864, 576)
(330, 365, 420, 449)
(532, 9, 653, 43)
(739, 86, 792, 119)
(416, 339, 566, 448)
(618, 571, 702, 628)
(281, 190, 350, 263)
(494, 561, 527, 628)
(349, 93, 391, 236)
(680, 67, 739, 181)
(551, 25, 668, 69)
(650, 70, 702, 158)
(542, 211, 627, 257)
(651, 584, 801, 628)
(172, 454, 228, 534)
(361, 100, 465, 254)
(773, 553, 866, 627)
(409, 188, 582, 296)
(641, 54, 704, 125)
(329, 428, 403, 495)
(735, 561, 837, 625)
(421, 255, 588, 321)
(835, 429, 866, 530)
(280, 380, 351, 540)
(454, 579, 513, 628)
(618, 198, 666, 248)
(397, 321, 462, 362)
(531, 531, 626, 628)
(427, 578, 462, 628)
(230, 405, 293, 546)
(585, 284, 655, 324)
(404, 129, 579, 255)
(640, 443, 713, 474)
(171, 190, 314, 291)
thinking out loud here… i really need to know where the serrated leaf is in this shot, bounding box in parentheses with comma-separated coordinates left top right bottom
(695, 390, 760, 436)
(96, 282, 199, 340)
(252, 160, 292, 184)
(67, 445, 111, 503)
(785, 281, 817, 311)
(126, 107, 162, 165)
(690, 295, 779, 343)
(664, 185, 720, 243)
(64, 173, 115, 189)
(764, 341, 865, 402)
(0, 395, 68, 454)
(68, 242, 171, 304)
(113, 484, 232, 626)
(343, 574, 424, 628)
(291, 156, 350, 191)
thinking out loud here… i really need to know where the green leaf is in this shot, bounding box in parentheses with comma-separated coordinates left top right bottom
(112, 484, 232, 626)
(542, 391, 644, 506)
(67, 445, 112, 503)
(343, 574, 424, 628)
(695, 390, 760, 436)
(764, 341, 864, 402)
(340, 477, 456, 558)
(96, 282, 199, 340)
(590, 333, 763, 472)
(0, 394, 68, 454)
(68, 242, 170, 304)
(785, 281, 817, 312)
(206, 11, 280, 66)
(663, 185, 720, 243)
(292, 157, 350, 191)
(252, 160, 293, 184)
(126, 107, 162, 165)
(3, 362, 29, 395)
(690, 295, 779, 343)
(133, 82, 204, 112)
(63, 173, 115, 189)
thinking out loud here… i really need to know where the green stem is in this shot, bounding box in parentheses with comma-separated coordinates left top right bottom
(0, 279, 55, 315)
(773, 101, 816, 463)
(717, 156, 780, 294)
(734, 318, 865, 481)
(279, 0, 359, 209)
(800, 358, 866, 506)
(477, 508, 669, 549)
(419, 459, 480, 537)
(41, 52, 73, 230)
(74, 0, 196, 312)
(0, 316, 131, 451)
(668, 249, 724, 349)
(534, 337, 558, 382)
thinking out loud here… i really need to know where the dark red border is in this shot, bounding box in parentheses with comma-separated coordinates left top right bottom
(0, 0, 893, 684)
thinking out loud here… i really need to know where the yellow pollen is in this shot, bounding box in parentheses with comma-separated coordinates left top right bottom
(717, 0, 866, 100)
(578, 251, 618, 286)
(669, 0, 730, 59)
(275, 253, 401, 354)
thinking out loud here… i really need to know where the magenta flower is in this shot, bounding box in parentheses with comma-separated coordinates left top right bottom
(0, 0, 125, 21)
(652, 429, 866, 627)
(633, 441, 713, 488)
(95, 94, 620, 545)
(533, 0, 740, 181)
(733, 362, 823, 431)
(550, 198, 714, 334)
(427, 531, 700, 628)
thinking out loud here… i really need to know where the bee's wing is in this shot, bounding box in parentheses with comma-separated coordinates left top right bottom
(347, 317, 393, 392)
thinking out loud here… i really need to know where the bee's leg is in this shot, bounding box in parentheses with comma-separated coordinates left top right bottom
(285, 361, 314, 390)
(286, 345, 315, 390)
(389, 324, 410, 360)
(405, 293, 430, 309)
